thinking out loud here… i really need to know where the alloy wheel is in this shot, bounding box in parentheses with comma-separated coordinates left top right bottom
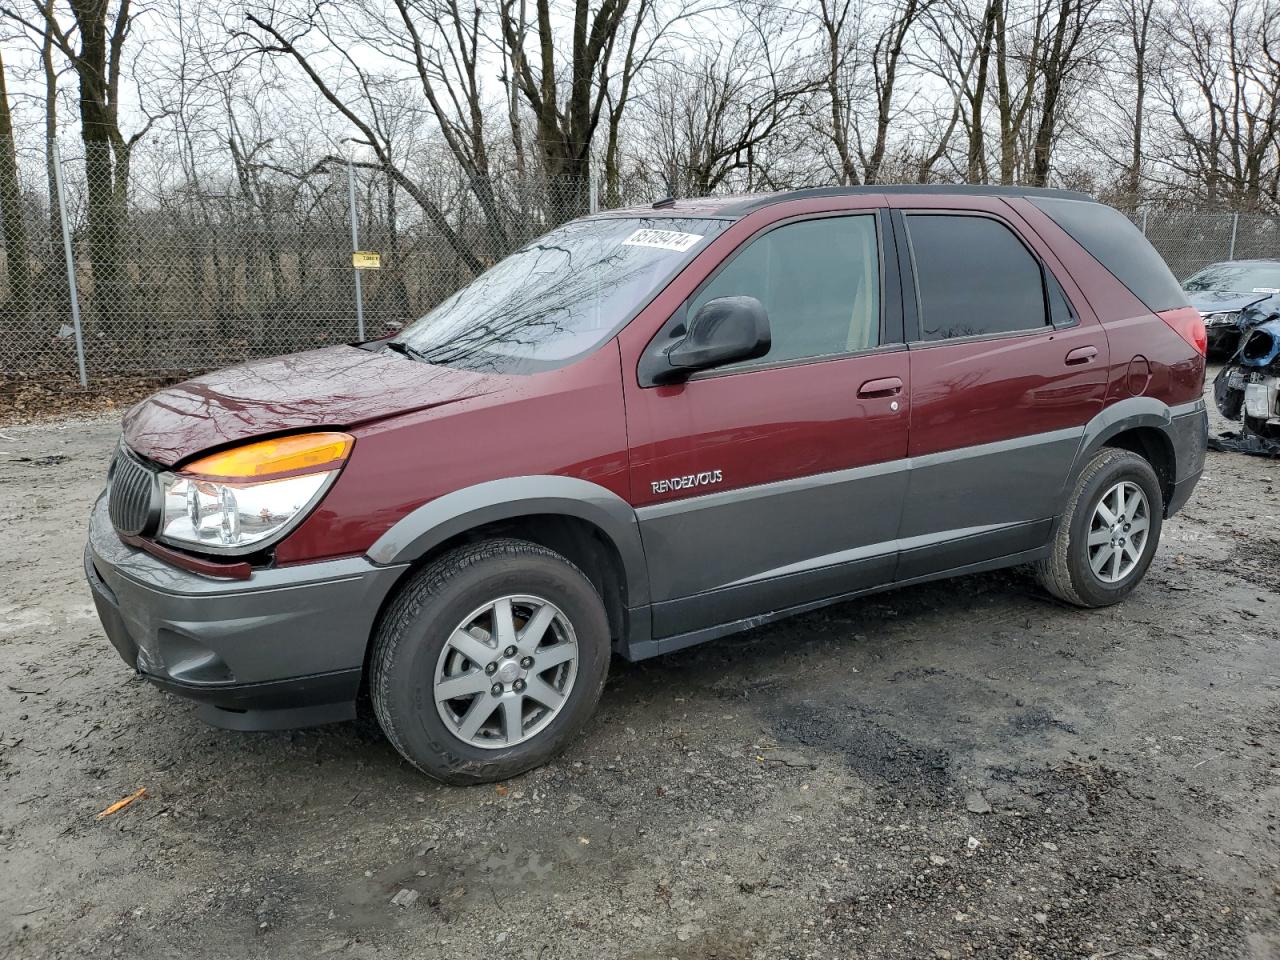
(1087, 480, 1150, 583)
(432, 594, 579, 749)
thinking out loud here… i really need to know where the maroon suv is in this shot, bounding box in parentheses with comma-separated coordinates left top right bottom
(86, 186, 1208, 783)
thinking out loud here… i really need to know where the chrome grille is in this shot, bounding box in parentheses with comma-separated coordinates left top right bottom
(107, 447, 158, 536)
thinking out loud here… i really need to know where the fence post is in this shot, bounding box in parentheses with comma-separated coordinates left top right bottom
(346, 157, 366, 342)
(1140, 208, 1148, 236)
(51, 141, 87, 388)
(588, 159, 598, 215)
(1228, 212, 1239, 260)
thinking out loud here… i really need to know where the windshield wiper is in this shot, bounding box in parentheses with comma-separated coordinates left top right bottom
(384, 339, 431, 363)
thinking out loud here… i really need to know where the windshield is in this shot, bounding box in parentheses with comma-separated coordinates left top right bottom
(1184, 262, 1280, 295)
(390, 216, 729, 373)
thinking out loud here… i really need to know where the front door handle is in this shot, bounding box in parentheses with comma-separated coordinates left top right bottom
(857, 376, 904, 398)
(1065, 345, 1098, 365)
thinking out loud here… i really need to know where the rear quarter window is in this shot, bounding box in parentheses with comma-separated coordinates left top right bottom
(1030, 198, 1188, 312)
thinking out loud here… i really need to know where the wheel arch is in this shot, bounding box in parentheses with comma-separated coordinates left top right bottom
(1099, 426, 1175, 509)
(1070, 397, 1178, 513)
(363, 477, 650, 656)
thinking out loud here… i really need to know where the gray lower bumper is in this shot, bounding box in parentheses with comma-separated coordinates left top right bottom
(1166, 402, 1208, 517)
(85, 495, 407, 728)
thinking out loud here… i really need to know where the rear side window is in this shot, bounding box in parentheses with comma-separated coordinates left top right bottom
(1030, 198, 1187, 312)
(689, 215, 880, 366)
(905, 214, 1048, 341)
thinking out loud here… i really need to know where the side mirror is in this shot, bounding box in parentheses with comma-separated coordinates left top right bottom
(664, 296, 771, 378)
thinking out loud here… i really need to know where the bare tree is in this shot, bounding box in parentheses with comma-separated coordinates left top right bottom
(599, 0, 688, 207)
(3, 0, 162, 320)
(4, 0, 1280, 369)
(37, 0, 58, 247)
(1156, 0, 1280, 209)
(863, 0, 937, 183)
(497, 0, 639, 222)
(240, 0, 487, 271)
(811, 0, 945, 186)
(993, 0, 1037, 183)
(1028, 0, 1106, 186)
(388, 0, 508, 250)
(813, 0, 865, 184)
(1117, 0, 1158, 198)
(965, 0, 998, 181)
(918, 0, 996, 181)
(642, 23, 813, 195)
(0, 42, 32, 311)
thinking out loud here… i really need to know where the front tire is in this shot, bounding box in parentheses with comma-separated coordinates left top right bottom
(370, 539, 610, 785)
(1035, 448, 1164, 608)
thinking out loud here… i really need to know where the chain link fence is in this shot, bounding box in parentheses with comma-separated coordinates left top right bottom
(0, 139, 605, 388)
(1125, 207, 1280, 281)
(2, 137, 1279, 391)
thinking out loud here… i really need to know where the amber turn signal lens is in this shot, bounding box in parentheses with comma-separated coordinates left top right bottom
(183, 432, 354, 479)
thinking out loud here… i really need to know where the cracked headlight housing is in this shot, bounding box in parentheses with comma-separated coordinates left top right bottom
(1202, 311, 1238, 327)
(157, 432, 353, 555)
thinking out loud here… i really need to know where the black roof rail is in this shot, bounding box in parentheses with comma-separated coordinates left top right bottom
(722, 183, 1096, 215)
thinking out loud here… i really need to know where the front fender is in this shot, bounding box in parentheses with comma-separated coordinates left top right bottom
(364, 475, 651, 606)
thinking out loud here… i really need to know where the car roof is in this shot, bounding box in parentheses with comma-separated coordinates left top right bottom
(602, 184, 1095, 219)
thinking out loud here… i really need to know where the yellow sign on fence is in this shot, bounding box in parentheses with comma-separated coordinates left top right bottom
(352, 251, 381, 270)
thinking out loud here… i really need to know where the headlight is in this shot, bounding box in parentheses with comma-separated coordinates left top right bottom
(157, 432, 353, 554)
(1202, 311, 1238, 327)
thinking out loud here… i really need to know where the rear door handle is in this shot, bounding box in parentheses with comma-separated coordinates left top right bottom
(1065, 345, 1098, 365)
(857, 376, 904, 398)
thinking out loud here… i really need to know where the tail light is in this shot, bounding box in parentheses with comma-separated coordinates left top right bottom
(1158, 307, 1207, 356)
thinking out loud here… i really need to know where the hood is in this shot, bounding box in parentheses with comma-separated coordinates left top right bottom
(123, 345, 502, 465)
(1184, 289, 1273, 314)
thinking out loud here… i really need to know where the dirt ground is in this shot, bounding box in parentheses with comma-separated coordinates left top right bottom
(1, 374, 1278, 960)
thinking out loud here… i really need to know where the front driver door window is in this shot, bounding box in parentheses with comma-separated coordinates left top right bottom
(687, 215, 882, 367)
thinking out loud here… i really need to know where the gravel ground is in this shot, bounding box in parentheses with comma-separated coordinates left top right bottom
(1, 375, 1278, 960)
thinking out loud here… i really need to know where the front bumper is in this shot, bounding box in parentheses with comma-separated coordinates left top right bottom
(85, 494, 407, 729)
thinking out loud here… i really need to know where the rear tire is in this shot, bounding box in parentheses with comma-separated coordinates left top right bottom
(370, 538, 610, 785)
(1035, 448, 1164, 608)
